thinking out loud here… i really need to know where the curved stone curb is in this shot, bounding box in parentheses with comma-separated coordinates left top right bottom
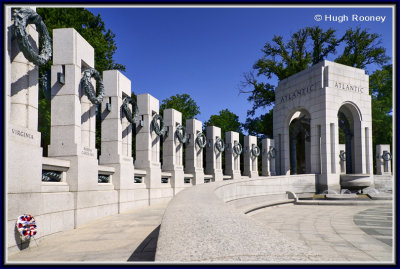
(295, 200, 392, 206)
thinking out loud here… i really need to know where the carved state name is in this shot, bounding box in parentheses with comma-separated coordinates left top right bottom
(81, 147, 94, 157)
(11, 128, 34, 139)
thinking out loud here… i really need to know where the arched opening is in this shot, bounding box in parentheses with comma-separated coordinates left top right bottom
(288, 110, 311, 175)
(338, 103, 362, 174)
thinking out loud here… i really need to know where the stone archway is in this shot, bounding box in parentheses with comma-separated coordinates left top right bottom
(337, 102, 363, 174)
(288, 110, 311, 175)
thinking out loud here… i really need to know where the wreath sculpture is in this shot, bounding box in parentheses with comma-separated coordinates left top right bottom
(233, 141, 242, 155)
(12, 8, 52, 66)
(196, 132, 207, 149)
(121, 97, 140, 124)
(251, 144, 261, 157)
(152, 114, 166, 136)
(268, 147, 276, 159)
(80, 68, 104, 105)
(339, 151, 346, 161)
(215, 137, 225, 152)
(16, 214, 37, 239)
(382, 152, 392, 161)
(175, 125, 187, 144)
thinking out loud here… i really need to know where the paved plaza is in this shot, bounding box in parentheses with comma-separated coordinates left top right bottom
(8, 203, 168, 262)
(249, 204, 393, 262)
(7, 197, 393, 263)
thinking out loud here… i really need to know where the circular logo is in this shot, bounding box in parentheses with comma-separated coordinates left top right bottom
(314, 14, 322, 21)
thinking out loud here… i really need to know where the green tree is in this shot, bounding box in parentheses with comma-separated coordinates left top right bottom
(204, 109, 243, 139)
(335, 27, 389, 69)
(159, 94, 200, 125)
(369, 64, 392, 147)
(242, 111, 273, 140)
(36, 8, 126, 156)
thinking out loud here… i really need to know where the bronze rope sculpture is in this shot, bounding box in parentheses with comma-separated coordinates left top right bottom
(121, 96, 140, 124)
(233, 141, 242, 155)
(196, 132, 207, 149)
(215, 137, 225, 152)
(175, 125, 187, 144)
(80, 68, 105, 105)
(12, 8, 52, 99)
(152, 114, 166, 136)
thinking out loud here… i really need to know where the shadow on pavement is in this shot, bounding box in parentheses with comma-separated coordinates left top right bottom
(127, 225, 160, 262)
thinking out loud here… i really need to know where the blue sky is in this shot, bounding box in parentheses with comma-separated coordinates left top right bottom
(88, 6, 393, 127)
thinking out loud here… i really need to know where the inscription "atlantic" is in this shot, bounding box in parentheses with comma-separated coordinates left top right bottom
(12, 128, 34, 139)
(334, 82, 364, 93)
(279, 83, 317, 104)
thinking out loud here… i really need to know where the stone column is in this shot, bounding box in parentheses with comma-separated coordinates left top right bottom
(205, 126, 223, 181)
(99, 70, 136, 213)
(7, 6, 43, 252)
(225, 131, 241, 179)
(376, 145, 391, 175)
(7, 6, 42, 193)
(262, 138, 275, 176)
(48, 28, 118, 227)
(243, 135, 259, 178)
(339, 144, 346, 174)
(163, 109, 185, 195)
(136, 94, 172, 204)
(185, 119, 205, 184)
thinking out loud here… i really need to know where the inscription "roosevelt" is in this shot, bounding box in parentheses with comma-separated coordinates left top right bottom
(12, 128, 34, 139)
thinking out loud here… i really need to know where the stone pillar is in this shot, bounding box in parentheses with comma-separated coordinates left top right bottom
(7, 6, 43, 252)
(185, 119, 205, 184)
(7, 6, 42, 193)
(376, 145, 392, 175)
(99, 70, 136, 213)
(163, 109, 185, 195)
(262, 138, 275, 176)
(48, 28, 118, 227)
(339, 144, 346, 174)
(205, 126, 223, 181)
(136, 94, 172, 204)
(243, 135, 259, 178)
(225, 131, 241, 179)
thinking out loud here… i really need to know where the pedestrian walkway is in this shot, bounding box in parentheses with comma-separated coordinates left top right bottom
(249, 204, 393, 262)
(7, 202, 168, 263)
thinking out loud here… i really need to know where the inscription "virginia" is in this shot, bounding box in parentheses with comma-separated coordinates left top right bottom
(11, 128, 34, 139)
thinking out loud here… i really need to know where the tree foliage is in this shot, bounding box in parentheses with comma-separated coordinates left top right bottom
(242, 111, 273, 140)
(159, 94, 200, 125)
(37, 8, 126, 74)
(36, 8, 125, 156)
(369, 64, 392, 147)
(204, 109, 242, 139)
(335, 27, 389, 69)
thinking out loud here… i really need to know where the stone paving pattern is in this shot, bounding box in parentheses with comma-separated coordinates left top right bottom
(7, 203, 167, 262)
(249, 204, 393, 262)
